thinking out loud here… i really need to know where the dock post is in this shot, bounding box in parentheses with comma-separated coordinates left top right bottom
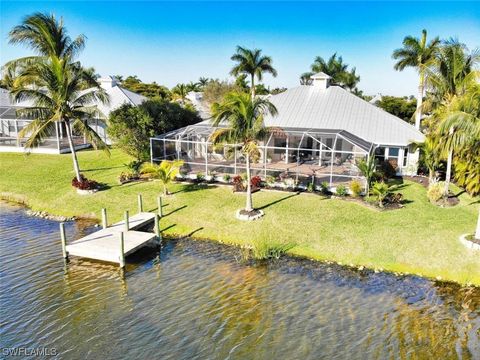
(138, 194, 143, 213)
(119, 231, 125, 268)
(102, 208, 108, 229)
(124, 210, 129, 232)
(157, 196, 163, 217)
(60, 222, 68, 259)
(154, 214, 162, 245)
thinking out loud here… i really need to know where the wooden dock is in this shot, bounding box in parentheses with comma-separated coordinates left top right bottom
(61, 195, 162, 267)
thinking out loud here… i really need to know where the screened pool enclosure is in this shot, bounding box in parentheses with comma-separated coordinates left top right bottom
(150, 123, 374, 187)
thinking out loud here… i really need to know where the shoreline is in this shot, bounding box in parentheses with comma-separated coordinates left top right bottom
(2, 196, 478, 289)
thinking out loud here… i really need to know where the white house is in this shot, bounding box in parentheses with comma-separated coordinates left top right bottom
(0, 75, 146, 154)
(151, 72, 424, 186)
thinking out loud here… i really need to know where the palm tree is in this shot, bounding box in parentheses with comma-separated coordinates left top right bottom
(141, 160, 184, 195)
(6, 13, 109, 183)
(186, 81, 201, 92)
(310, 53, 360, 89)
(172, 83, 189, 105)
(392, 29, 440, 130)
(198, 77, 210, 88)
(230, 46, 277, 98)
(426, 40, 479, 193)
(210, 92, 278, 213)
(299, 72, 314, 85)
(356, 155, 377, 194)
(411, 135, 441, 184)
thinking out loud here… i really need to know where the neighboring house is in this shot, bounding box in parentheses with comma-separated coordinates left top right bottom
(0, 76, 146, 154)
(185, 91, 211, 121)
(150, 72, 424, 187)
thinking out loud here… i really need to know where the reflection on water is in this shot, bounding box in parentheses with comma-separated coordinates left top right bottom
(0, 201, 479, 359)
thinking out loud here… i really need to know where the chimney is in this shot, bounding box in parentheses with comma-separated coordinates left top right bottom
(310, 72, 331, 89)
(98, 75, 118, 89)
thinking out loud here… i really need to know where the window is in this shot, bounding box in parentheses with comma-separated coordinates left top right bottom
(388, 147, 400, 159)
(375, 147, 385, 162)
(403, 148, 408, 167)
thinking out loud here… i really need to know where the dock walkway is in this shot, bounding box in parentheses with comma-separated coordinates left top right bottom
(65, 211, 158, 265)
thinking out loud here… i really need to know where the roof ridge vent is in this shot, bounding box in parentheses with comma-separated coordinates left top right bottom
(310, 72, 331, 89)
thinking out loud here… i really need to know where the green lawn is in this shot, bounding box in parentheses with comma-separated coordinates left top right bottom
(1, 149, 479, 285)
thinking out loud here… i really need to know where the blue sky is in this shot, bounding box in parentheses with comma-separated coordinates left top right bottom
(1, 1, 479, 96)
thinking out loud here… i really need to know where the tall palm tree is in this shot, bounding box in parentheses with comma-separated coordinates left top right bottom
(210, 92, 278, 213)
(426, 40, 479, 193)
(6, 13, 109, 183)
(172, 83, 189, 105)
(198, 77, 210, 88)
(230, 46, 277, 98)
(310, 53, 360, 90)
(392, 29, 441, 130)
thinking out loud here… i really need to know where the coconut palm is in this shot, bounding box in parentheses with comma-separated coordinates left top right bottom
(172, 83, 189, 105)
(310, 53, 360, 89)
(356, 155, 377, 195)
(411, 135, 441, 184)
(6, 13, 109, 183)
(392, 29, 441, 130)
(426, 40, 479, 193)
(230, 46, 277, 98)
(141, 160, 184, 195)
(299, 72, 314, 85)
(198, 77, 210, 88)
(210, 92, 278, 213)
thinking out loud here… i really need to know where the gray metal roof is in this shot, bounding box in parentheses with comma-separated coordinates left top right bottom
(263, 85, 424, 146)
(0, 83, 147, 120)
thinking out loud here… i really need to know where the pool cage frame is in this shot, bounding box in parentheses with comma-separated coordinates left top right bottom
(150, 124, 374, 188)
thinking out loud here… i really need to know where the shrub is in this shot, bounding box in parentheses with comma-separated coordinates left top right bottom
(427, 180, 447, 203)
(250, 176, 262, 188)
(371, 181, 391, 208)
(320, 181, 330, 195)
(72, 174, 98, 190)
(349, 180, 363, 197)
(243, 241, 295, 261)
(223, 174, 231, 183)
(265, 175, 276, 187)
(387, 192, 403, 204)
(240, 172, 248, 181)
(232, 175, 244, 192)
(307, 182, 315, 193)
(336, 184, 348, 197)
(283, 177, 296, 189)
(196, 172, 205, 182)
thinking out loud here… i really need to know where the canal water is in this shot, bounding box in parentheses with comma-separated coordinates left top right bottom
(1, 201, 479, 359)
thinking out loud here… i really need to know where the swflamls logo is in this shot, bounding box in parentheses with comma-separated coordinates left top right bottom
(2, 347, 57, 357)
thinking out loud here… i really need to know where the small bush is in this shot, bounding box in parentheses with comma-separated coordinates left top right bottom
(244, 242, 294, 261)
(250, 175, 262, 188)
(283, 177, 296, 189)
(427, 181, 447, 203)
(387, 192, 403, 204)
(265, 175, 276, 187)
(196, 172, 205, 182)
(240, 172, 248, 181)
(336, 184, 348, 196)
(320, 181, 330, 195)
(350, 180, 363, 197)
(371, 181, 391, 207)
(232, 175, 244, 192)
(72, 174, 98, 190)
(307, 182, 315, 193)
(223, 174, 231, 183)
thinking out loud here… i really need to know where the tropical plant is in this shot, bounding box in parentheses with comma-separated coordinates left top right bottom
(320, 181, 330, 195)
(230, 46, 278, 98)
(171, 83, 189, 104)
(108, 99, 200, 161)
(210, 92, 278, 212)
(335, 184, 348, 197)
(349, 179, 363, 197)
(5, 12, 109, 183)
(392, 29, 440, 129)
(309, 53, 360, 90)
(140, 160, 184, 195)
(371, 181, 391, 208)
(427, 41, 480, 194)
(411, 135, 441, 184)
(376, 96, 417, 124)
(299, 72, 314, 85)
(356, 156, 377, 194)
(426, 179, 447, 203)
(202, 79, 240, 105)
(198, 77, 210, 88)
(186, 81, 201, 92)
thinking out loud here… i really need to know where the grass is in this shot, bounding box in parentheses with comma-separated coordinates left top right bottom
(1, 149, 479, 286)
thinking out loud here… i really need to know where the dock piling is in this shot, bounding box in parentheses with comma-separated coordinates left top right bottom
(124, 210, 129, 232)
(119, 231, 125, 268)
(138, 194, 143, 213)
(102, 208, 108, 229)
(157, 196, 163, 217)
(154, 214, 162, 244)
(60, 222, 68, 259)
